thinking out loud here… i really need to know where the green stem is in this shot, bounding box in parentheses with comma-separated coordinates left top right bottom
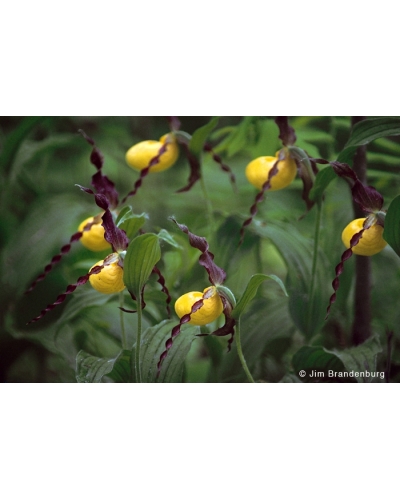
(134, 302, 143, 383)
(119, 292, 128, 350)
(236, 318, 255, 383)
(307, 201, 322, 334)
(200, 174, 215, 235)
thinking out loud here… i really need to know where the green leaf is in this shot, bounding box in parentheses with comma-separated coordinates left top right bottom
(334, 335, 382, 382)
(227, 116, 253, 157)
(383, 195, 400, 258)
(138, 320, 200, 382)
(189, 117, 219, 156)
(250, 220, 330, 339)
(220, 297, 295, 382)
(76, 349, 131, 383)
(309, 166, 337, 202)
(251, 119, 280, 157)
(232, 273, 288, 320)
(157, 228, 182, 249)
(116, 206, 147, 240)
(54, 286, 116, 330)
(338, 117, 400, 163)
(292, 346, 346, 381)
(292, 335, 383, 383)
(123, 233, 161, 298)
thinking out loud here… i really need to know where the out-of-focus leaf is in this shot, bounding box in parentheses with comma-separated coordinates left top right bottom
(123, 233, 161, 298)
(55, 286, 116, 330)
(137, 320, 200, 382)
(296, 128, 335, 144)
(189, 117, 219, 156)
(279, 374, 302, 383)
(383, 195, 400, 257)
(309, 166, 337, 202)
(251, 119, 280, 157)
(374, 137, 400, 155)
(227, 116, 254, 157)
(368, 152, 400, 169)
(0, 193, 91, 295)
(76, 349, 131, 383)
(232, 274, 288, 320)
(0, 117, 45, 175)
(115, 206, 147, 240)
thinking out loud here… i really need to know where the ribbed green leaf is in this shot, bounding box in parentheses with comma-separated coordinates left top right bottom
(250, 221, 330, 339)
(292, 346, 346, 382)
(116, 206, 147, 240)
(123, 233, 161, 298)
(335, 336, 382, 382)
(189, 117, 219, 156)
(76, 349, 131, 383)
(232, 274, 288, 320)
(137, 320, 200, 383)
(337, 117, 400, 163)
(292, 335, 383, 382)
(383, 195, 400, 258)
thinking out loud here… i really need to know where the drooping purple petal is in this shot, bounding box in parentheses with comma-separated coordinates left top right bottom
(121, 141, 169, 203)
(101, 209, 129, 253)
(330, 161, 384, 213)
(153, 265, 172, 318)
(27, 262, 107, 324)
(91, 171, 119, 209)
(275, 117, 297, 146)
(325, 227, 366, 320)
(351, 183, 384, 213)
(294, 157, 315, 213)
(239, 152, 283, 245)
(330, 161, 358, 182)
(170, 218, 226, 286)
(78, 129, 103, 170)
(209, 295, 236, 351)
(157, 297, 205, 377)
(76, 188, 129, 253)
(79, 129, 119, 208)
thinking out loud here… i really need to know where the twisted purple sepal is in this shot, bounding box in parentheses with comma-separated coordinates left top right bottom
(325, 227, 365, 319)
(157, 298, 205, 377)
(26, 263, 107, 325)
